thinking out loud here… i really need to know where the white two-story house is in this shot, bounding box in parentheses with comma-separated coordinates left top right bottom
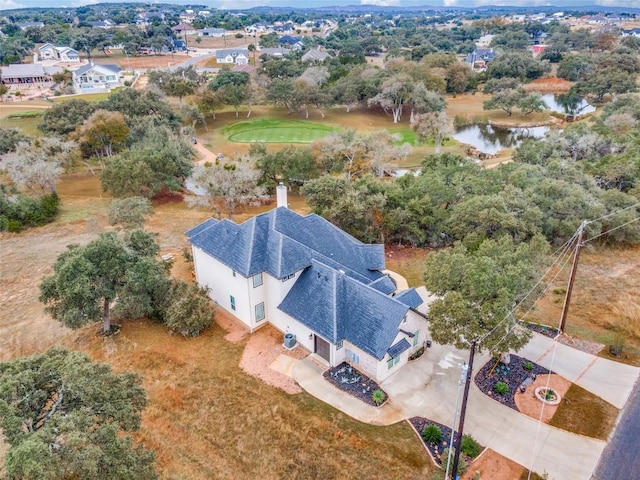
(72, 62, 122, 92)
(187, 186, 428, 382)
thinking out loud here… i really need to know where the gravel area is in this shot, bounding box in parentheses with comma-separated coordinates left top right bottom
(557, 334, 605, 355)
(475, 354, 553, 411)
(323, 362, 387, 407)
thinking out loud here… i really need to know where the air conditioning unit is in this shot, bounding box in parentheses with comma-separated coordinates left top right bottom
(284, 333, 296, 349)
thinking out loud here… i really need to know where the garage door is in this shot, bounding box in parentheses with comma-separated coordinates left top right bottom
(314, 335, 331, 363)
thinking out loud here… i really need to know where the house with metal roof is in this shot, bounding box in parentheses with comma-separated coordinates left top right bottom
(200, 28, 227, 37)
(464, 48, 497, 71)
(72, 62, 121, 92)
(0, 64, 61, 86)
(187, 186, 427, 382)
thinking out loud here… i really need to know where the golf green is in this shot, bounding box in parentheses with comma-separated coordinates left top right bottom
(224, 119, 338, 144)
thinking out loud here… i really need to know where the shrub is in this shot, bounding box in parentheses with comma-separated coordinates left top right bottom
(165, 280, 215, 336)
(461, 434, 481, 458)
(371, 389, 385, 405)
(441, 448, 467, 475)
(235, 32, 244, 38)
(545, 389, 556, 401)
(523, 361, 534, 372)
(494, 382, 509, 395)
(421, 424, 443, 444)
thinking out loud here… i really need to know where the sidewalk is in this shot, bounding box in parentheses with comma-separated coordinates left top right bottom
(519, 332, 640, 409)
(291, 358, 405, 426)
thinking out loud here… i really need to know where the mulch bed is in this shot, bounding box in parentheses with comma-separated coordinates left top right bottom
(474, 354, 553, 411)
(409, 417, 484, 469)
(525, 322, 560, 339)
(409, 417, 454, 464)
(323, 362, 387, 407)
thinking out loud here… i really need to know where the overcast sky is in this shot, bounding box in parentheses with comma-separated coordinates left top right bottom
(1, 0, 638, 13)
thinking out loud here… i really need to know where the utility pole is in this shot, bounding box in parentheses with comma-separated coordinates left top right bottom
(451, 340, 476, 480)
(559, 220, 587, 332)
(445, 363, 468, 480)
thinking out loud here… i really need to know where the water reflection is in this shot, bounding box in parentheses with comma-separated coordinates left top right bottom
(453, 124, 549, 154)
(541, 94, 595, 115)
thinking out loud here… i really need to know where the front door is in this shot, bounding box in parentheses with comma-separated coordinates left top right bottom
(314, 335, 331, 363)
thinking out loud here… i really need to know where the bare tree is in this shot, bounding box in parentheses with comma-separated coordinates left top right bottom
(412, 112, 453, 153)
(1, 138, 76, 196)
(187, 157, 267, 219)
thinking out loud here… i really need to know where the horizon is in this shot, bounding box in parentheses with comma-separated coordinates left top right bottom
(1, 0, 640, 12)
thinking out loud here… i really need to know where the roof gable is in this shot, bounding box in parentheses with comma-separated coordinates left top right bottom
(278, 260, 409, 359)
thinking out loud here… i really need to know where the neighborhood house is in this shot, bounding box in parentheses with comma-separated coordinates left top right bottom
(72, 62, 122, 92)
(35, 43, 80, 63)
(187, 186, 428, 383)
(216, 48, 249, 65)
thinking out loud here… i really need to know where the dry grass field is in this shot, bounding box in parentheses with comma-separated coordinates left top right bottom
(527, 246, 640, 366)
(0, 172, 430, 479)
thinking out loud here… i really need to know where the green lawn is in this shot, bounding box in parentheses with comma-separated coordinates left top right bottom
(224, 118, 339, 144)
(0, 106, 48, 136)
(52, 91, 116, 103)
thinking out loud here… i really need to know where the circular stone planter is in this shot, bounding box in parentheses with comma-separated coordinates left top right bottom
(534, 387, 561, 405)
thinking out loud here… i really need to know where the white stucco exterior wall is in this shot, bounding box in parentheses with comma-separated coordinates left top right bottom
(192, 246, 252, 326)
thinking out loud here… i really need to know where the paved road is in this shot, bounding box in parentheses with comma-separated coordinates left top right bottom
(592, 378, 640, 479)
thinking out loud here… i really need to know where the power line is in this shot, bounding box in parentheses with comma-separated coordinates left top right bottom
(490, 245, 576, 353)
(585, 202, 640, 225)
(477, 232, 578, 346)
(584, 216, 640, 244)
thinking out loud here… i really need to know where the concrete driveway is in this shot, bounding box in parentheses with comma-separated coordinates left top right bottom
(293, 334, 640, 480)
(381, 342, 607, 480)
(519, 332, 639, 409)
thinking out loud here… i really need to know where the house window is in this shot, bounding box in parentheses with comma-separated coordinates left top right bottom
(387, 356, 400, 370)
(230, 295, 236, 311)
(413, 331, 419, 347)
(253, 272, 263, 288)
(232, 270, 236, 277)
(346, 350, 359, 364)
(255, 302, 265, 322)
(336, 340, 343, 350)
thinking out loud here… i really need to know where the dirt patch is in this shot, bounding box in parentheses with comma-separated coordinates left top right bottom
(468, 448, 525, 480)
(514, 374, 572, 423)
(239, 323, 309, 394)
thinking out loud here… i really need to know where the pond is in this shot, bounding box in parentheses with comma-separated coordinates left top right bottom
(453, 124, 549, 154)
(541, 94, 595, 115)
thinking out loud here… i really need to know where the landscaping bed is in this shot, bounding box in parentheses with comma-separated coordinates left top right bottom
(475, 354, 553, 411)
(409, 417, 484, 473)
(323, 362, 387, 407)
(409, 417, 454, 464)
(525, 322, 560, 339)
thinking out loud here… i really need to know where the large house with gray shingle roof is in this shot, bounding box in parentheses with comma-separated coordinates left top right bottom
(187, 186, 427, 382)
